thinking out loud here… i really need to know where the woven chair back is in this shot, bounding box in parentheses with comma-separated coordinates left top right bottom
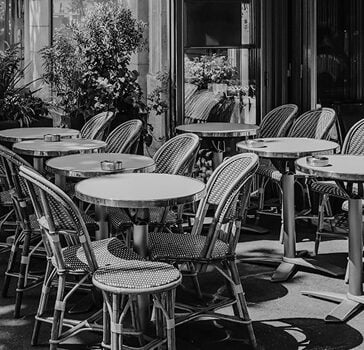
(341, 118, 364, 155)
(19, 165, 98, 273)
(258, 104, 298, 138)
(287, 107, 336, 139)
(80, 111, 114, 140)
(153, 133, 200, 175)
(0, 144, 32, 199)
(191, 153, 259, 258)
(105, 119, 143, 154)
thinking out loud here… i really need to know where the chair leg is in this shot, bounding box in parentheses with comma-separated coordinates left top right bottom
(111, 294, 122, 350)
(165, 289, 177, 350)
(32, 264, 56, 346)
(14, 228, 32, 318)
(2, 229, 24, 297)
(315, 194, 326, 255)
(49, 274, 66, 350)
(131, 295, 145, 347)
(102, 299, 110, 348)
(227, 260, 257, 349)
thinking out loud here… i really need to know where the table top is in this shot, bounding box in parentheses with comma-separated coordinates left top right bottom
(46, 153, 156, 178)
(0, 127, 80, 143)
(13, 138, 106, 157)
(75, 173, 206, 208)
(237, 137, 339, 159)
(296, 155, 364, 182)
(176, 122, 259, 138)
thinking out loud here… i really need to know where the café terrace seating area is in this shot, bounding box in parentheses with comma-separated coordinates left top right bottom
(0, 106, 364, 350)
(1, 1, 364, 349)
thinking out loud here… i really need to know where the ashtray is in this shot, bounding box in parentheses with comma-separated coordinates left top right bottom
(246, 139, 265, 148)
(306, 155, 329, 167)
(44, 134, 61, 142)
(100, 160, 123, 171)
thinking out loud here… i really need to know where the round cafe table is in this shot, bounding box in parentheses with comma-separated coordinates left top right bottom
(237, 137, 340, 282)
(0, 127, 80, 143)
(296, 154, 364, 322)
(75, 173, 205, 251)
(46, 153, 156, 189)
(13, 138, 106, 172)
(176, 122, 259, 167)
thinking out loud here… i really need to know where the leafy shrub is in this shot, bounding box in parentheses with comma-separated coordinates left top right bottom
(41, 2, 146, 124)
(0, 43, 48, 126)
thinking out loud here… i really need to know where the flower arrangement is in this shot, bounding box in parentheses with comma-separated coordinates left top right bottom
(185, 54, 239, 90)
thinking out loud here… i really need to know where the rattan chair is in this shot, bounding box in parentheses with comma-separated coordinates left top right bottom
(0, 145, 45, 317)
(80, 111, 114, 140)
(311, 118, 364, 254)
(148, 153, 259, 349)
(258, 104, 298, 138)
(254, 104, 298, 208)
(19, 165, 181, 350)
(93, 262, 181, 350)
(105, 119, 143, 154)
(256, 108, 337, 222)
(108, 133, 200, 235)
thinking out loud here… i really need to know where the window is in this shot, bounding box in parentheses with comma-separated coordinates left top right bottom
(179, 0, 259, 125)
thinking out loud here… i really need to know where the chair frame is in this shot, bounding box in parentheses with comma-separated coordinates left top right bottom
(0, 145, 45, 318)
(314, 118, 364, 254)
(149, 153, 259, 349)
(80, 111, 114, 140)
(105, 119, 143, 154)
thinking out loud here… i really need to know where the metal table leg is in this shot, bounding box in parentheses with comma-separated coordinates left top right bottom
(133, 208, 151, 330)
(95, 205, 109, 240)
(302, 198, 364, 322)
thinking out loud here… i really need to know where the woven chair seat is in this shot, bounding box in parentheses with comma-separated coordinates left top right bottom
(0, 189, 13, 205)
(93, 261, 181, 293)
(311, 181, 348, 198)
(108, 207, 177, 230)
(148, 231, 229, 261)
(55, 238, 142, 273)
(256, 163, 282, 182)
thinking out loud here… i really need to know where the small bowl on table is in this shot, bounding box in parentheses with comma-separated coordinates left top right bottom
(306, 155, 329, 167)
(246, 139, 266, 148)
(100, 160, 123, 171)
(44, 134, 61, 142)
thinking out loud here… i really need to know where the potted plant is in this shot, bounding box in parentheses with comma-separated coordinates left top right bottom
(40, 2, 146, 131)
(0, 43, 50, 130)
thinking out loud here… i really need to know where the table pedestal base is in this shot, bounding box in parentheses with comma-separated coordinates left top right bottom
(271, 256, 345, 282)
(301, 291, 364, 322)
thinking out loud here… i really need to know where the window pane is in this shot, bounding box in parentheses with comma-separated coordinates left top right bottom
(184, 48, 256, 124)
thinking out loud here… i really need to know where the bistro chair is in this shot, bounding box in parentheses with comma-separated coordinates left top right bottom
(0, 145, 44, 317)
(310, 118, 364, 254)
(105, 119, 143, 154)
(256, 108, 337, 225)
(257, 104, 298, 138)
(148, 153, 259, 349)
(108, 133, 200, 236)
(80, 111, 114, 140)
(0, 145, 99, 317)
(254, 104, 298, 207)
(19, 165, 181, 350)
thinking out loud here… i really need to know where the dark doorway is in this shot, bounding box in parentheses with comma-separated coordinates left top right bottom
(317, 0, 364, 136)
